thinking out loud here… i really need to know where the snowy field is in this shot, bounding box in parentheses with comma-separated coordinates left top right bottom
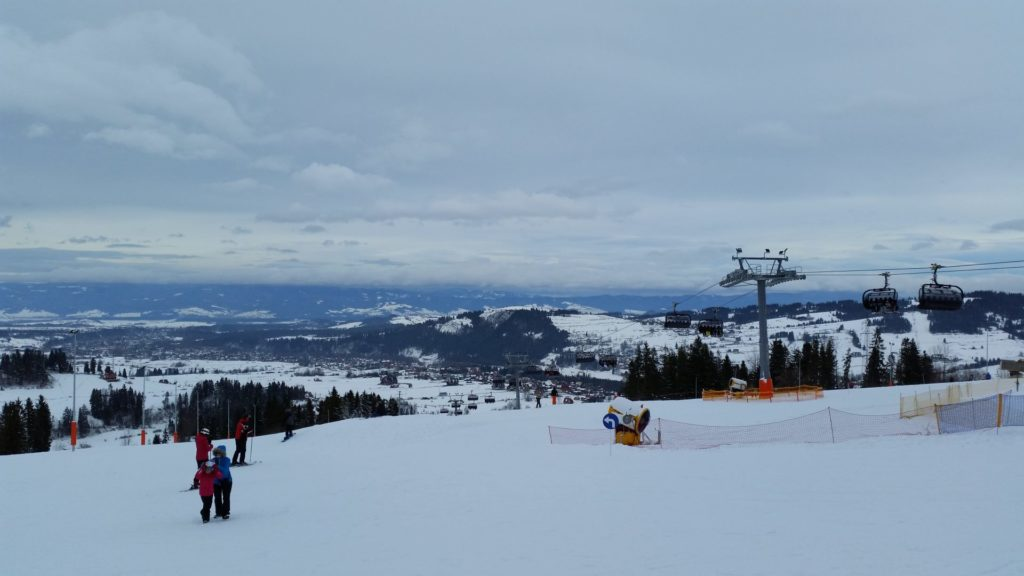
(3, 377, 1023, 576)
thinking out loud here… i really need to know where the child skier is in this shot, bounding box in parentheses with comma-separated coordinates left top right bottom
(193, 459, 223, 523)
(212, 445, 233, 519)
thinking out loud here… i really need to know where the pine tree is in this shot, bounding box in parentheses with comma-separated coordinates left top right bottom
(897, 338, 924, 385)
(0, 400, 27, 455)
(33, 395, 53, 452)
(864, 329, 887, 387)
(769, 339, 789, 386)
(22, 398, 37, 452)
(842, 350, 853, 388)
(77, 406, 91, 437)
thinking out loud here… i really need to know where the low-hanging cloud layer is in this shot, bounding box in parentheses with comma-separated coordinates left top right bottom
(1, 2, 1023, 297)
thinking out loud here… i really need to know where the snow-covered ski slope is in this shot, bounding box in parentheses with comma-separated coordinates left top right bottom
(4, 382, 1024, 576)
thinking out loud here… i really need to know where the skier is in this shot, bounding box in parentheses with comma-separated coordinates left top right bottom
(195, 427, 213, 468)
(211, 445, 233, 519)
(193, 459, 223, 524)
(232, 415, 252, 465)
(192, 427, 213, 489)
(551, 385, 559, 405)
(284, 409, 295, 440)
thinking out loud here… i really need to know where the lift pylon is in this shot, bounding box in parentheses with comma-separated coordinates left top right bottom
(719, 248, 805, 398)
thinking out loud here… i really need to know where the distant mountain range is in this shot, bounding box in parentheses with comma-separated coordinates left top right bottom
(1, 284, 1022, 381)
(0, 282, 862, 323)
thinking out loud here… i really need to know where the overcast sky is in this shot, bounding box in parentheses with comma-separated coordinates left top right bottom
(2, 1, 1023, 297)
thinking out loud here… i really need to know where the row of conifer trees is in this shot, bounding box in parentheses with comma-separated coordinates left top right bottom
(0, 396, 54, 455)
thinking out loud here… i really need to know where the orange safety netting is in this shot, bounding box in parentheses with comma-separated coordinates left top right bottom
(549, 407, 937, 449)
(702, 385, 822, 402)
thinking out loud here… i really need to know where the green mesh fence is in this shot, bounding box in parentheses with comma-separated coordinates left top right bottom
(935, 395, 1000, 433)
(1002, 394, 1024, 426)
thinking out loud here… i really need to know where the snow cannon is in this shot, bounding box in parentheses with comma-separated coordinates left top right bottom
(729, 377, 748, 392)
(607, 397, 651, 446)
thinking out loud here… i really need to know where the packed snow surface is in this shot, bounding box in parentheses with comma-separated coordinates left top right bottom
(3, 380, 1023, 576)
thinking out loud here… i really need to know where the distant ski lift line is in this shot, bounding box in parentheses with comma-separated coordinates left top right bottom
(802, 258, 1024, 275)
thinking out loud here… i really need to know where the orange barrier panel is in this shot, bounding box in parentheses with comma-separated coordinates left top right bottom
(71, 421, 78, 447)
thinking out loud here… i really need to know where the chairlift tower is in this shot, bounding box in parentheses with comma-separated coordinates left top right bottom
(505, 353, 530, 410)
(719, 249, 805, 391)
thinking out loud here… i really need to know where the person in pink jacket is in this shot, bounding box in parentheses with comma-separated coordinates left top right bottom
(193, 459, 223, 523)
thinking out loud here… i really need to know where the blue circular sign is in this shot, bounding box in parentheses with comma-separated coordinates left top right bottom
(602, 413, 619, 430)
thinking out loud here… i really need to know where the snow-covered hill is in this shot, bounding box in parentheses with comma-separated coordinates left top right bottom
(3, 380, 1023, 576)
(551, 308, 1024, 378)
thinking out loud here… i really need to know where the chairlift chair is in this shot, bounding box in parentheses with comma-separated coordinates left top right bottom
(598, 354, 618, 368)
(917, 264, 964, 311)
(697, 319, 724, 337)
(575, 351, 596, 364)
(663, 302, 692, 330)
(862, 272, 899, 313)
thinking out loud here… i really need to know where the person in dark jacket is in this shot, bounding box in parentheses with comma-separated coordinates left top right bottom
(194, 459, 223, 523)
(211, 445, 233, 519)
(232, 415, 251, 465)
(284, 409, 295, 440)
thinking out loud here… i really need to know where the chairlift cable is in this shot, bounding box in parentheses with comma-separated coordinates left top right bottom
(803, 259, 1024, 275)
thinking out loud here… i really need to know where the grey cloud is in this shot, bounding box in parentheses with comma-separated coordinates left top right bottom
(106, 243, 148, 249)
(26, 123, 50, 138)
(361, 258, 407, 267)
(0, 215, 11, 228)
(300, 225, 326, 234)
(959, 240, 979, 250)
(292, 163, 392, 191)
(0, 247, 195, 280)
(65, 235, 111, 244)
(992, 219, 1024, 232)
(1, 13, 261, 158)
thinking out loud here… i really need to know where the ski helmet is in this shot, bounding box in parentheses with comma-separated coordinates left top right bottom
(204, 459, 216, 470)
(200, 427, 210, 435)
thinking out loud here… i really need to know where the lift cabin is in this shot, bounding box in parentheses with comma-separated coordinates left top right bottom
(598, 354, 618, 368)
(664, 302, 692, 329)
(697, 319, 724, 337)
(575, 351, 596, 364)
(863, 272, 899, 313)
(917, 264, 964, 311)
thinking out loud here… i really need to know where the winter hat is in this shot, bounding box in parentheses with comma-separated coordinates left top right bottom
(213, 445, 226, 456)
(200, 427, 210, 435)
(204, 459, 216, 471)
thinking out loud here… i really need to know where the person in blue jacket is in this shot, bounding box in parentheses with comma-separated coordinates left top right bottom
(211, 445, 233, 519)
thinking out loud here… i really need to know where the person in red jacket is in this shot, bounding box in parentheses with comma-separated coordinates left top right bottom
(191, 427, 213, 489)
(232, 415, 252, 465)
(193, 459, 223, 523)
(195, 427, 213, 468)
